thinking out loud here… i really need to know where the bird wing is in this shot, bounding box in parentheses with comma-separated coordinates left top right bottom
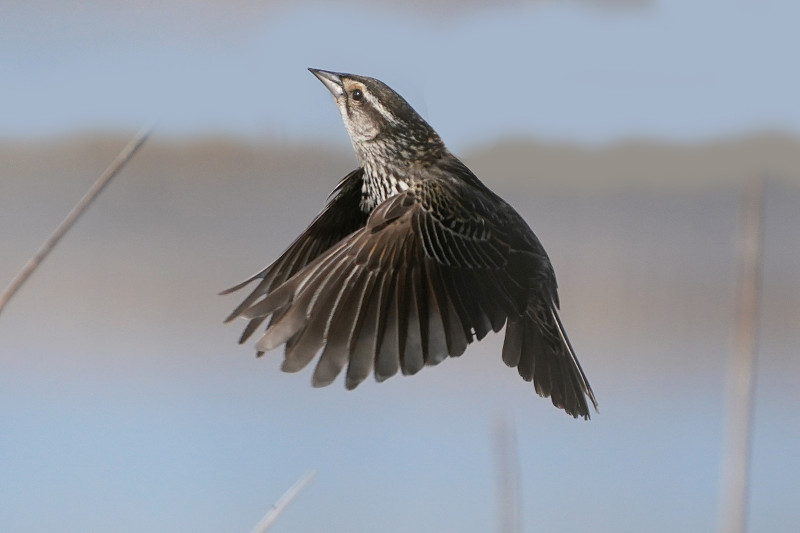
(238, 185, 527, 389)
(222, 168, 368, 342)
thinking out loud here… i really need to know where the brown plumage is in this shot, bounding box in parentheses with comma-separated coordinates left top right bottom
(222, 69, 597, 418)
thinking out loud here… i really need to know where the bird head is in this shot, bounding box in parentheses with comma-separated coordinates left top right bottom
(309, 68, 443, 164)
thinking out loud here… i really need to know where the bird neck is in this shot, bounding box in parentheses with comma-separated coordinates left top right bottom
(358, 159, 410, 212)
(355, 131, 446, 212)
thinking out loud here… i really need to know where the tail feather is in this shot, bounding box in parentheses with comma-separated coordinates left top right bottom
(502, 303, 597, 419)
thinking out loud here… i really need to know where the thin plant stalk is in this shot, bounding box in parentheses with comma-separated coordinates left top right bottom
(494, 416, 522, 533)
(249, 470, 317, 533)
(0, 127, 152, 316)
(719, 175, 765, 533)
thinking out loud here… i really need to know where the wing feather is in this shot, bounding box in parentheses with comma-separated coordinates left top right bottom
(342, 271, 380, 389)
(374, 266, 401, 382)
(223, 168, 367, 332)
(424, 259, 467, 359)
(401, 262, 424, 375)
(312, 267, 364, 387)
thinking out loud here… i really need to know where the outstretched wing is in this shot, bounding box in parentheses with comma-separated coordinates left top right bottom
(222, 168, 368, 343)
(238, 182, 526, 390)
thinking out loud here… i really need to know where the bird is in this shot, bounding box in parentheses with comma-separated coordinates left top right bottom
(222, 68, 597, 419)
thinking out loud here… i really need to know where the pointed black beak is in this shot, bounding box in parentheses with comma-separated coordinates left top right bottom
(308, 68, 345, 97)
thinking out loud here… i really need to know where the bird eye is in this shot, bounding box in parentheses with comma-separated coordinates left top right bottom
(351, 88, 364, 101)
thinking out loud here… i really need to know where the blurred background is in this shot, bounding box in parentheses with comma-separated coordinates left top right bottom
(2, 1, 799, 532)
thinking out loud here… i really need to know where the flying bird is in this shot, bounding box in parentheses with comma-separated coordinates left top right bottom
(223, 69, 597, 419)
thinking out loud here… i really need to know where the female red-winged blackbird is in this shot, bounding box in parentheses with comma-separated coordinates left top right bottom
(223, 69, 597, 419)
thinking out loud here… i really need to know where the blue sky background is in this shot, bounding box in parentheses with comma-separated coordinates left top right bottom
(2, 1, 800, 532)
(3, 0, 800, 149)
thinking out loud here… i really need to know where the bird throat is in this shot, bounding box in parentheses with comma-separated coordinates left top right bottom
(354, 136, 418, 213)
(359, 159, 410, 212)
(354, 130, 445, 213)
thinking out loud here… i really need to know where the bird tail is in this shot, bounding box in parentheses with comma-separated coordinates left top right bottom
(502, 302, 597, 419)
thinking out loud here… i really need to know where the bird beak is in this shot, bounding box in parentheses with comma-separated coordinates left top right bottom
(309, 68, 345, 98)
